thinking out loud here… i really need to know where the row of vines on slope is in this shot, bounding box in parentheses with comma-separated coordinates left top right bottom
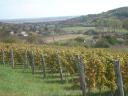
(0, 43, 128, 94)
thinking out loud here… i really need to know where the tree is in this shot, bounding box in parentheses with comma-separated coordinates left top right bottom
(27, 33, 38, 43)
(123, 19, 128, 30)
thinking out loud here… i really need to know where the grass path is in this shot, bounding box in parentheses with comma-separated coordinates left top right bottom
(44, 34, 84, 43)
(0, 65, 80, 96)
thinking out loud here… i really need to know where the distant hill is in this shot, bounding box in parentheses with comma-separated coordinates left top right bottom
(58, 7, 128, 26)
(1, 7, 128, 26)
(0, 16, 76, 24)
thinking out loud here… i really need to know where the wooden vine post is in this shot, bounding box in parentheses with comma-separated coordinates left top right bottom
(77, 55, 86, 96)
(10, 49, 15, 68)
(24, 49, 28, 70)
(2, 49, 5, 65)
(31, 51, 35, 75)
(41, 53, 46, 78)
(114, 60, 124, 96)
(56, 51, 64, 84)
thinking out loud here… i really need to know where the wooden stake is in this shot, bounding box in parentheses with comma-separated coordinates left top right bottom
(114, 60, 124, 96)
(2, 49, 5, 65)
(31, 51, 35, 75)
(10, 49, 14, 68)
(24, 50, 28, 70)
(41, 54, 46, 78)
(77, 55, 86, 96)
(56, 51, 64, 84)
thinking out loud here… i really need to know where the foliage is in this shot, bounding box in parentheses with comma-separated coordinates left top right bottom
(123, 19, 128, 30)
(94, 38, 110, 48)
(0, 43, 128, 93)
(1, 36, 22, 43)
(75, 37, 85, 42)
(94, 35, 124, 48)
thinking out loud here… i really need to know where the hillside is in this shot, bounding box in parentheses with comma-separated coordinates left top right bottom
(0, 7, 128, 26)
(58, 7, 128, 26)
(0, 7, 128, 47)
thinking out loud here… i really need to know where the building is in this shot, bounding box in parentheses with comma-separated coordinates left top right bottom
(20, 31, 28, 37)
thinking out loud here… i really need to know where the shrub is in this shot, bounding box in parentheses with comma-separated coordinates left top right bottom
(84, 29, 98, 35)
(94, 38, 110, 48)
(75, 37, 85, 42)
(1, 36, 20, 43)
(104, 36, 118, 45)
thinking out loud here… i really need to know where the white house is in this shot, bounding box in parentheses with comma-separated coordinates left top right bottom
(10, 31, 14, 35)
(20, 31, 28, 37)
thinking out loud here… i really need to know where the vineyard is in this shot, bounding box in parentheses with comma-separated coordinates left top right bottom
(0, 43, 128, 96)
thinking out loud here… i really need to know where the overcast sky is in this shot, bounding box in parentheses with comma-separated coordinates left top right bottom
(0, 0, 128, 19)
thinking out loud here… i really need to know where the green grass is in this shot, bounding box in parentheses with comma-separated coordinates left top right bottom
(62, 26, 128, 34)
(61, 27, 95, 33)
(0, 65, 127, 96)
(95, 28, 128, 33)
(52, 35, 93, 47)
(0, 65, 81, 96)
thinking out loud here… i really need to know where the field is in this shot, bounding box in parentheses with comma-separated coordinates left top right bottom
(0, 65, 119, 96)
(44, 34, 84, 43)
(61, 27, 95, 33)
(61, 26, 128, 34)
(1, 5, 128, 96)
(0, 44, 128, 96)
(0, 65, 81, 96)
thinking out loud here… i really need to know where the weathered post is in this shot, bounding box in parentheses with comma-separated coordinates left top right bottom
(2, 49, 5, 65)
(77, 55, 86, 96)
(10, 49, 15, 68)
(31, 51, 35, 75)
(41, 53, 46, 78)
(56, 51, 64, 84)
(114, 60, 124, 96)
(24, 50, 28, 70)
